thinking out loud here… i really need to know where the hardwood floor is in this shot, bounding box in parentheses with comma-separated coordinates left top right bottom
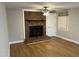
(10, 37, 79, 57)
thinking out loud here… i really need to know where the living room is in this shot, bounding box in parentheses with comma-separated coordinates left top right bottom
(0, 2, 79, 57)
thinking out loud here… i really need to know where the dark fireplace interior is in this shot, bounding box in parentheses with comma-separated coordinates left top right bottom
(29, 25, 43, 37)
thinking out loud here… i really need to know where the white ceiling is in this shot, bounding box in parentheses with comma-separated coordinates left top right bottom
(5, 2, 79, 11)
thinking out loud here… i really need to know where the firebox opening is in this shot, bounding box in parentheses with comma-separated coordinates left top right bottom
(29, 25, 43, 37)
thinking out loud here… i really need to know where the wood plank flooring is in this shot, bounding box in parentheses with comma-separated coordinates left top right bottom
(10, 37, 79, 57)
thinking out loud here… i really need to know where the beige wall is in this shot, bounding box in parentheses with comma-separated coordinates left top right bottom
(7, 9, 25, 42)
(0, 3, 9, 56)
(57, 8, 79, 42)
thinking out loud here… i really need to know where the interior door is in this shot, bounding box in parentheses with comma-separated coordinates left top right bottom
(46, 13, 57, 36)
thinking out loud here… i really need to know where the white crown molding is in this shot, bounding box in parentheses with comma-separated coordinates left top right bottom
(22, 9, 40, 12)
(9, 40, 24, 44)
(56, 35, 79, 44)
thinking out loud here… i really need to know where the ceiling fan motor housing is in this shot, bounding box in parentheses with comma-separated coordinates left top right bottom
(42, 6, 49, 13)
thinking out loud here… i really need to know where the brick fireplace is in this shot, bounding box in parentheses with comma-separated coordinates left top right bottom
(24, 11, 46, 43)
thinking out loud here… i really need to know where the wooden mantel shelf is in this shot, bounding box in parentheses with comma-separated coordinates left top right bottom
(25, 20, 46, 22)
(25, 20, 46, 21)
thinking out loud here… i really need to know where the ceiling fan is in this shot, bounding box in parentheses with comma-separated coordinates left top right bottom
(41, 6, 56, 16)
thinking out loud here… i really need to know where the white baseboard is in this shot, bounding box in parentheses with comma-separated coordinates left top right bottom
(9, 40, 24, 44)
(56, 35, 79, 44)
(9, 36, 79, 45)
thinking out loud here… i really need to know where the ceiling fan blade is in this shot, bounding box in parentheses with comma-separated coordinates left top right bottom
(49, 10, 56, 13)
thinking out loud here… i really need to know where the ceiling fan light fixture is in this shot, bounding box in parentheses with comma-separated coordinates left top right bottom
(43, 11, 49, 16)
(42, 6, 49, 16)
